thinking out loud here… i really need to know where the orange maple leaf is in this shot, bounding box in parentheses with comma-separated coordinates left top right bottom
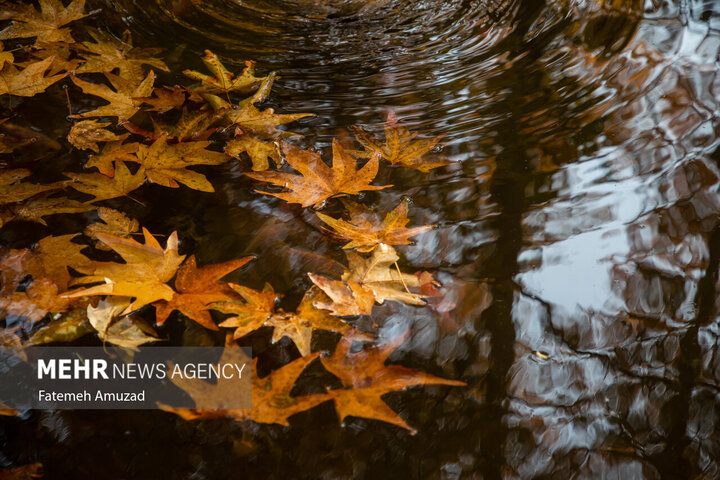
(161, 350, 330, 426)
(64, 228, 185, 314)
(247, 139, 390, 208)
(316, 199, 432, 252)
(322, 334, 465, 432)
(154, 255, 253, 330)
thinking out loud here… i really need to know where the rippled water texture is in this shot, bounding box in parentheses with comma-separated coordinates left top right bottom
(5, 0, 720, 478)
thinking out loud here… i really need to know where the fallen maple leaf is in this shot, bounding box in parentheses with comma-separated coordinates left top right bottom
(183, 50, 266, 95)
(135, 86, 186, 113)
(133, 135, 228, 192)
(84, 207, 139, 249)
(207, 73, 313, 136)
(85, 139, 139, 176)
(343, 243, 427, 305)
(0, 234, 90, 321)
(0, 169, 60, 205)
(307, 273, 375, 316)
(2, 196, 91, 226)
(247, 139, 390, 208)
(162, 350, 330, 426)
(316, 199, 432, 252)
(26, 308, 93, 345)
(71, 71, 155, 120)
(67, 120, 125, 152)
(64, 228, 185, 314)
(0, 57, 66, 97)
(215, 283, 281, 339)
(154, 255, 253, 330)
(352, 111, 446, 172)
(76, 30, 168, 85)
(225, 134, 281, 171)
(87, 297, 160, 348)
(266, 288, 372, 355)
(64, 160, 145, 202)
(322, 334, 465, 432)
(0, 0, 86, 44)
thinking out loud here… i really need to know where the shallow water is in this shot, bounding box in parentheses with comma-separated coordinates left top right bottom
(3, 0, 720, 478)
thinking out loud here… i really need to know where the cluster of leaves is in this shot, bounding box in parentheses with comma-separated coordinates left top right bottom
(0, 0, 460, 433)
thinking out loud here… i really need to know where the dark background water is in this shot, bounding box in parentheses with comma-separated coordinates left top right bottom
(3, 0, 720, 478)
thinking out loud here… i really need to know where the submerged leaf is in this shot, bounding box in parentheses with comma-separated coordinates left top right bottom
(162, 350, 330, 426)
(76, 30, 168, 84)
(322, 334, 465, 432)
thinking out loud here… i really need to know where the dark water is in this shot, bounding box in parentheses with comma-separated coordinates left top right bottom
(3, 0, 720, 478)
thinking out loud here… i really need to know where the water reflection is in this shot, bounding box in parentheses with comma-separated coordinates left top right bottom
(3, 0, 720, 478)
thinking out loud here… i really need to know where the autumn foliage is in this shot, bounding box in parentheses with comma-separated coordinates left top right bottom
(0, 0, 459, 438)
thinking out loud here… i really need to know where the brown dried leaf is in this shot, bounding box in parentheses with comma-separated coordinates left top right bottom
(87, 297, 159, 348)
(215, 283, 280, 339)
(225, 134, 280, 171)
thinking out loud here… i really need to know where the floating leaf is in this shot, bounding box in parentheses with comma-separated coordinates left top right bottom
(87, 297, 159, 348)
(0, 0, 86, 43)
(84, 207, 139, 248)
(215, 283, 280, 339)
(64, 228, 185, 314)
(154, 255, 253, 330)
(85, 140, 139, 176)
(183, 50, 266, 95)
(352, 111, 446, 171)
(343, 244, 427, 305)
(225, 134, 280, 171)
(134, 135, 228, 192)
(64, 160, 145, 202)
(0, 57, 65, 97)
(316, 199, 432, 252)
(71, 71, 155, 120)
(247, 139, 389, 208)
(307, 273, 375, 316)
(67, 120, 124, 152)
